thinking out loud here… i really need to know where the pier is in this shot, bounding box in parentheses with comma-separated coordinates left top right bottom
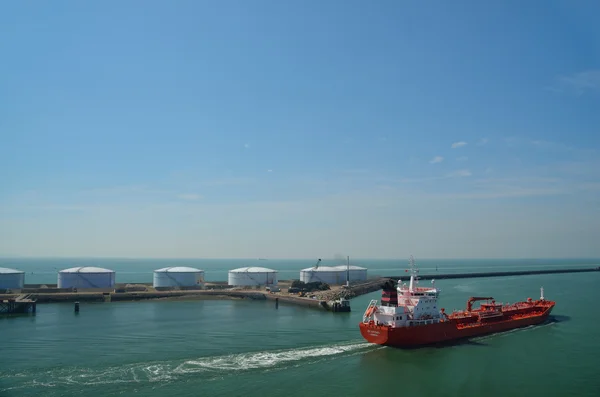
(387, 266, 600, 281)
(0, 294, 37, 314)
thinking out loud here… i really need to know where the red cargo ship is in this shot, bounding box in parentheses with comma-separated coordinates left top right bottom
(359, 256, 556, 347)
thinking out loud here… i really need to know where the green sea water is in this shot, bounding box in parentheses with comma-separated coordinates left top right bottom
(1, 259, 599, 397)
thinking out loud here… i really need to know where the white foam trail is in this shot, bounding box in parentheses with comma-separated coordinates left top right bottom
(472, 322, 555, 342)
(175, 342, 372, 373)
(0, 342, 374, 392)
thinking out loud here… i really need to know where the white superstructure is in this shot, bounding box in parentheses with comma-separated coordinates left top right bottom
(57, 266, 116, 289)
(0, 267, 25, 289)
(228, 267, 278, 286)
(153, 266, 205, 288)
(363, 256, 442, 328)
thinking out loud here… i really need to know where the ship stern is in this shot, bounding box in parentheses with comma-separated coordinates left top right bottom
(359, 323, 389, 345)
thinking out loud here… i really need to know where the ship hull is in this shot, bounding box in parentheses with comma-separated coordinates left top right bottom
(359, 306, 554, 348)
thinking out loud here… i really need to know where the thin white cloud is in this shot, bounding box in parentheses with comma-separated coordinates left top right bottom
(578, 182, 600, 191)
(267, 169, 273, 173)
(79, 185, 164, 196)
(531, 139, 568, 149)
(397, 176, 447, 183)
(551, 70, 600, 95)
(339, 169, 370, 175)
(501, 137, 595, 156)
(439, 187, 566, 200)
(202, 177, 256, 186)
(448, 169, 472, 177)
(451, 141, 467, 149)
(529, 139, 596, 154)
(441, 176, 573, 199)
(503, 136, 521, 146)
(177, 194, 202, 201)
(429, 156, 444, 164)
(244, 143, 250, 149)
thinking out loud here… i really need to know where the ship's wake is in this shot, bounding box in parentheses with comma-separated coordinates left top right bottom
(0, 342, 376, 393)
(471, 320, 556, 343)
(176, 342, 373, 373)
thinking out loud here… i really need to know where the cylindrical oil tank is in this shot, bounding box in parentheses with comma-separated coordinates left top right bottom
(57, 266, 116, 289)
(153, 266, 205, 288)
(228, 267, 278, 286)
(0, 267, 25, 289)
(299, 266, 345, 285)
(333, 265, 368, 282)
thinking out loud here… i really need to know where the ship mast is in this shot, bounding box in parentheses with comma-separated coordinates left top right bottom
(346, 256, 350, 287)
(408, 255, 418, 292)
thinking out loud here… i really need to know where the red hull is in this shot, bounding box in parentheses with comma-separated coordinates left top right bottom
(359, 304, 555, 347)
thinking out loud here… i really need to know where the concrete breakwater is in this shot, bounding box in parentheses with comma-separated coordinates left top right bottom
(310, 278, 389, 301)
(0, 290, 271, 304)
(387, 266, 600, 282)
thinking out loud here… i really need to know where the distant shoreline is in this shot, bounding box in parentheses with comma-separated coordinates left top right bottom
(2, 256, 600, 261)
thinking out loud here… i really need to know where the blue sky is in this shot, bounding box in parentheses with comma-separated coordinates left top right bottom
(1, 0, 599, 259)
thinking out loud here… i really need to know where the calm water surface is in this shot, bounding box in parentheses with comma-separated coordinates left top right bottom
(1, 259, 599, 396)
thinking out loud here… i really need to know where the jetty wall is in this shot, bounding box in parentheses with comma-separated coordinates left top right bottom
(1, 290, 270, 304)
(263, 293, 324, 309)
(387, 267, 600, 282)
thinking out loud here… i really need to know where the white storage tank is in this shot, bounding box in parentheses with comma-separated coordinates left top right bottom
(57, 266, 116, 289)
(0, 267, 25, 289)
(333, 265, 368, 282)
(299, 266, 346, 285)
(228, 267, 278, 286)
(153, 266, 205, 288)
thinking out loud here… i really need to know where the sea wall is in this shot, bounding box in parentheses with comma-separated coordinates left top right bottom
(388, 267, 600, 281)
(309, 278, 389, 302)
(3, 290, 270, 304)
(263, 293, 324, 309)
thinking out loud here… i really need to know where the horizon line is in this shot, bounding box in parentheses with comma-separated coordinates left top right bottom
(1, 256, 599, 261)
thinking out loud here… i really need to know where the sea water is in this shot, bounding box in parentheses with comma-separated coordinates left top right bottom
(1, 258, 599, 396)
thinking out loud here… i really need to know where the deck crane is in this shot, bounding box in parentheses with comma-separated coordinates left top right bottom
(467, 297, 494, 311)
